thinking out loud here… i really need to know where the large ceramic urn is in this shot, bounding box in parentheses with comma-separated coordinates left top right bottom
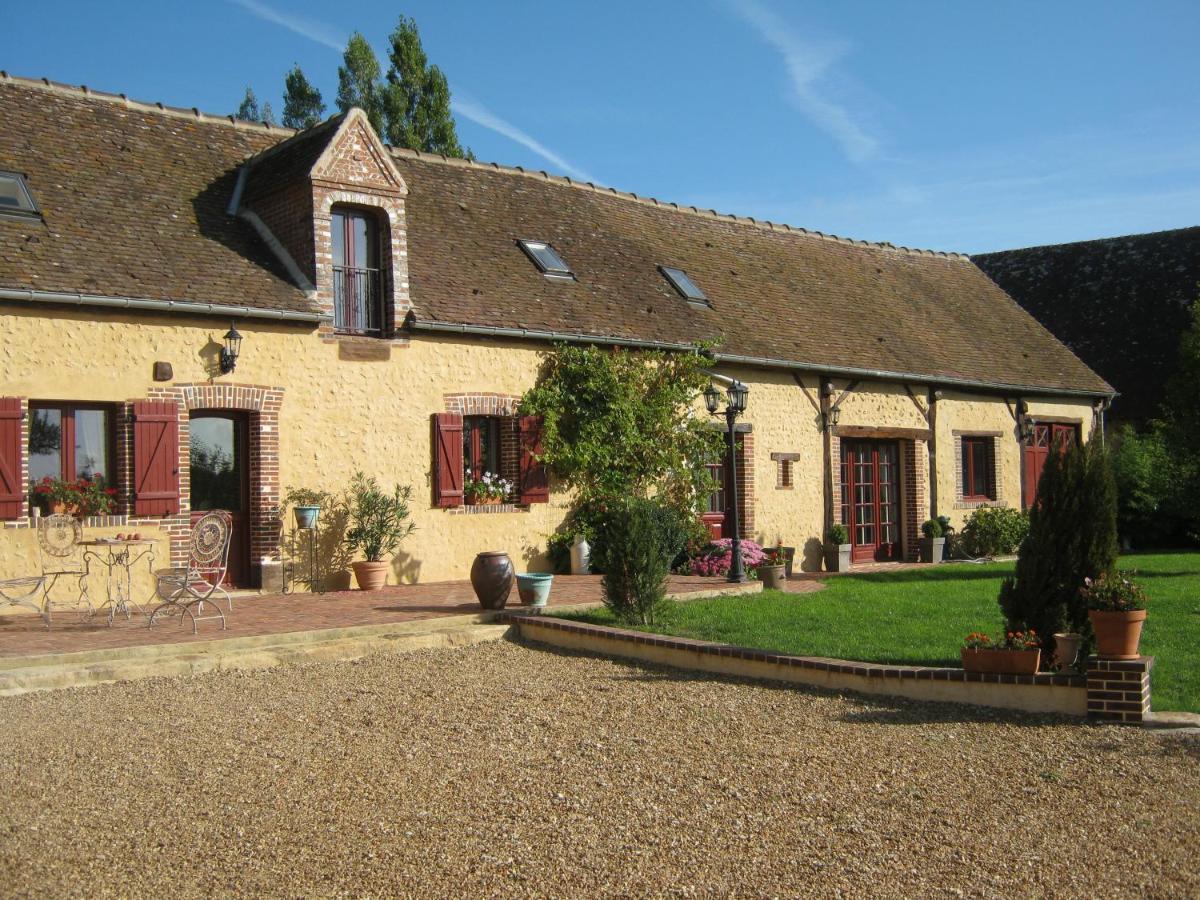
(470, 551, 514, 610)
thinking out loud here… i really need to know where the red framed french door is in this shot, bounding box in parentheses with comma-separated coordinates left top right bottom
(701, 458, 727, 539)
(840, 440, 901, 562)
(1022, 423, 1078, 508)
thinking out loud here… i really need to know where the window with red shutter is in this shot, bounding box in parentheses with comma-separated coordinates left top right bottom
(432, 413, 464, 508)
(519, 416, 549, 504)
(0, 398, 23, 520)
(132, 401, 180, 516)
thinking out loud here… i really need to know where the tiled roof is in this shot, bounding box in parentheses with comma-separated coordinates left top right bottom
(0, 76, 318, 316)
(392, 150, 1112, 394)
(974, 227, 1200, 421)
(0, 74, 1111, 395)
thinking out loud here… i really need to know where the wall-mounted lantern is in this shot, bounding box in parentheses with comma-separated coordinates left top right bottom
(219, 321, 243, 374)
(824, 406, 841, 430)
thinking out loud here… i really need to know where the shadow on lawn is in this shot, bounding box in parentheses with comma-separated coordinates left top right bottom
(836, 566, 1011, 585)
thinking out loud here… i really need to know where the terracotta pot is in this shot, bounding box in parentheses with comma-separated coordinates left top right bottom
(1089, 609, 1147, 660)
(352, 560, 389, 591)
(961, 648, 1041, 675)
(760, 564, 786, 590)
(471, 550, 514, 610)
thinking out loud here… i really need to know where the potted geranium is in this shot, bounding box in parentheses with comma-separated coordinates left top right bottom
(1082, 570, 1148, 660)
(824, 523, 851, 573)
(464, 471, 512, 506)
(344, 472, 417, 591)
(31, 475, 117, 517)
(961, 628, 1041, 675)
(759, 541, 787, 590)
(919, 518, 945, 563)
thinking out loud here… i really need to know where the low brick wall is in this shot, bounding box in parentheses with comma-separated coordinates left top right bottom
(506, 615, 1107, 718)
(1087, 657, 1154, 723)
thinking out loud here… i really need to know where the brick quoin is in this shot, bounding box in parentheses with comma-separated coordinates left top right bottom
(1086, 656, 1154, 724)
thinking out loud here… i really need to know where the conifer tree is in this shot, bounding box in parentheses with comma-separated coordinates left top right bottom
(234, 86, 275, 125)
(336, 33, 384, 133)
(380, 16, 466, 157)
(282, 65, 325, 130)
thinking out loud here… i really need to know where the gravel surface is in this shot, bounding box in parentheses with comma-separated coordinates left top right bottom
(1, 639, 1197, 897)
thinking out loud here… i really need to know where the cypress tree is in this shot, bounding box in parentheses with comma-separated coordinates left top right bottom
(336, 33, 384, 133)
(282, 65, 326, 130)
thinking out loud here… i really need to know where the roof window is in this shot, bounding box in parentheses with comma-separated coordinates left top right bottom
(660, 266, 708, 305)
(0, 172, 40, 220)
(518, 240, 574, 279)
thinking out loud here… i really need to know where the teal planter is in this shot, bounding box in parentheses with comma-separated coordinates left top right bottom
(516, 572, 554, 609)
(294, 505, 320, 529)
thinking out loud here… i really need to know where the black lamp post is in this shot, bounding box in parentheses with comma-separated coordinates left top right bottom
(705, 380, 749, 583)
(219, 321, 243, 374)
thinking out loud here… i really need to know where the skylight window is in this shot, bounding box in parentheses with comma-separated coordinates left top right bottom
(0, 172, 39, 219)
(660, 266, 708, 305)
(518, 240, 574, 278)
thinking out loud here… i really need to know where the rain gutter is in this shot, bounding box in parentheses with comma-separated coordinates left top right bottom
(0, 287, 325, 324)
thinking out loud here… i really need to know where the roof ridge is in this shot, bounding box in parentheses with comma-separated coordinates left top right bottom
(972, 223, 1200, 257)
(386, 145, 972, 262)
(0, 70, 970, 262)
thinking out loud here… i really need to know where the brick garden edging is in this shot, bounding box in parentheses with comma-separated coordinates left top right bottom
(503, 615, 1153, 721)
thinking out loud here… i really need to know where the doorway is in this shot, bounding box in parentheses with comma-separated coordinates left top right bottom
(840, 440, 901, 562)
(189, 411, 250, 586)
(1022, 423, 1078, 508)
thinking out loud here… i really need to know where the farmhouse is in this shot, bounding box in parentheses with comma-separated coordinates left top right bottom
(0, 74, 1112, 589)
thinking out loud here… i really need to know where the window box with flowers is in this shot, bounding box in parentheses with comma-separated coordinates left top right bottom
(961, 629, 1041, 675)
(464, 472, 513, 507)
(30, 475, 118, 518)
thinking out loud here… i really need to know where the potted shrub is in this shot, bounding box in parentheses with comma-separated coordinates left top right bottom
(961, 629, 1041, 675)
(284, 486, 324, 529)
(1081, 570, 1148, 660)
(919, 518, 945, 563)
(759, 542, 787, 590)
(344, 472, 417, 591)
(824, 524, 851, 573)
(464, 472, 512, 506)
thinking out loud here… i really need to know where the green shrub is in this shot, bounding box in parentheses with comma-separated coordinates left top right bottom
(921, 518, 943, 539)
(597, 498, 673, 625)
(998, 438, 1118, 657)
(959, 507, 1029, 557)
(828, 523, 849, 545)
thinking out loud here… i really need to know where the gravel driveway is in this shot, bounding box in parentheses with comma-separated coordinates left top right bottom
(1, 639, 1197, 897)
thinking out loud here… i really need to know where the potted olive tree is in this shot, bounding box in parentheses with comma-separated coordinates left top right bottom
(344, 472, 417, 591)
(919, 518, 945, 563)
(824, 523, 851, 573)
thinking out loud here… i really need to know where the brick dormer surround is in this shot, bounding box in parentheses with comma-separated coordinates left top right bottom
(237, 108, 411, 340)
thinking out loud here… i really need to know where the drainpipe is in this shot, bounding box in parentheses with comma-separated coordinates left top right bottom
(928, 389, 941, 521)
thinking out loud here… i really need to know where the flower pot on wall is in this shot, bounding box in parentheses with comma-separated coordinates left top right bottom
(919, 537, 945, 564)
(961, 648, 1041, 675)
(824, 543, 852, 573)
(471, 551, 514, 610)
(517, 572, 554, 609)
(1089, 609, 1147, 660)
(760, 564, 786, 590)
(352, 560, 389, 591)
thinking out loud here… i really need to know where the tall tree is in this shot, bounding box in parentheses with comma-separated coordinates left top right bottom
(336, 32, 384, 132)
(234, 86, 275, 125)
(282, 65, 325, 130)
(1159, 295, 1200, 539)
(381, 16, 466, 157)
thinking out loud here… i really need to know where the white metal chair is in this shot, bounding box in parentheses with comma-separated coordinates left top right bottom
(37, 514, 91, 621)
(149, 510, 233, 634)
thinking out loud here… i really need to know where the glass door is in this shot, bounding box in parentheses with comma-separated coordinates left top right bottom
(841, 440, 901, 562)
(189, 412, 249, 586)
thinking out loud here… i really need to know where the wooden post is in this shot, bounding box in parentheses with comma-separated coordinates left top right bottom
(928, 389, 940, 520)
(821, 379, 835, 538)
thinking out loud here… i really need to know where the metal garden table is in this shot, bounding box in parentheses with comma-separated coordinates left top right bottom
(79, 538, 156, 626)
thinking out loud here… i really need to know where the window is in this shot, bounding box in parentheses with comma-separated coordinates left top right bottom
(0, 172, 39, 219)
(463, 416, 501, 482)
(961, 435, 996, 500)
(660, 266, 708, 305)
(332, 207, 384, 335)
(517, 240, 573, 278)
(29, 403, 114, 485)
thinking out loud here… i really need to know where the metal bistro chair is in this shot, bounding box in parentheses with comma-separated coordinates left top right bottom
(149, 510, 233, 634)
(0, 514, 90, 629)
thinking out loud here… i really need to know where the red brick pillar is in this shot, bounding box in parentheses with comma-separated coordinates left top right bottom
(1086, 656, 1153, 723)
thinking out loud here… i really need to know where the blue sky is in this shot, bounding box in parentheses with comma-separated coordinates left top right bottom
(9, 1, 1199, 252)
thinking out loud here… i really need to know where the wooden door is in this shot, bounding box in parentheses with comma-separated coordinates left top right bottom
(841, 440, 901, 562)
(1022, 423, 1077, 508)
(701, 458, 727, 539)
(189, 412, 249, 586)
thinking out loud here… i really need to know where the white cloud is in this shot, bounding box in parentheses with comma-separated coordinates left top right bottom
(453, 97, 596, 183)
(725, 0, 879, 162)
(227, 0, 344, 52)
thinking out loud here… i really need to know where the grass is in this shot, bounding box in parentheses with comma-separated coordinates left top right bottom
(561, 551, 1200, 712)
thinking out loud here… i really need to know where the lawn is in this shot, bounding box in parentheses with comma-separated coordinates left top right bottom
(562, 551, 1200, 712)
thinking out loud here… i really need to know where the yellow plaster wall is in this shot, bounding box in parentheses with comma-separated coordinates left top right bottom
(833, 379, 929, 431)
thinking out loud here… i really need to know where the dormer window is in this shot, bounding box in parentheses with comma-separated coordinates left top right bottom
(518, 240, 573, 279)
(0, 172, 40, 220)
(332, 206, 384, 336)
(660, 266, 709, 306)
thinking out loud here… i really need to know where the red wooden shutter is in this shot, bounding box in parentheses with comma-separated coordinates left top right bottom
(519, 415, 549, 504)
(132, 401, 180, 516)
(432, 413, 464, 508)
(0, 398, 23, 519)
